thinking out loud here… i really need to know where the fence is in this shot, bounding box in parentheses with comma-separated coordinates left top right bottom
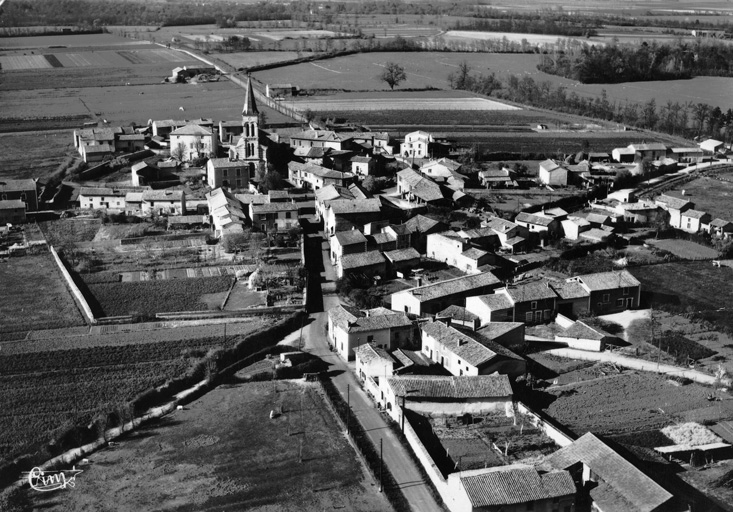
(49, 245, 96, 324)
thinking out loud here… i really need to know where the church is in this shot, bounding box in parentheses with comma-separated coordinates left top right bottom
(206, 76, 269, 190)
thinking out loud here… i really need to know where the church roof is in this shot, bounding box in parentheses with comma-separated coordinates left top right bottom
(243, 76, 259, 116)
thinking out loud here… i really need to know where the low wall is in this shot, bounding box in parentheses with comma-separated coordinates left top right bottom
(49, 245, 95, 324)
(155, 304, 304, 320)
(402, 417, 452, 509)
(555, 313, 575, 329)
(516, 401, 575, 448)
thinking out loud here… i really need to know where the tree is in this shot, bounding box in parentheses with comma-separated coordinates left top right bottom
(379, 62, 407, 90)
(171, 143, 185, 161)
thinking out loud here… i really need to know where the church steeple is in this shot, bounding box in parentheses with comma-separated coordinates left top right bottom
(243, 75, 259, 116)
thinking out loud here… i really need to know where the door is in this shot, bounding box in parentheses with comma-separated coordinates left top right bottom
(534, 311, 543, 323)
(626, 297, 634, 308)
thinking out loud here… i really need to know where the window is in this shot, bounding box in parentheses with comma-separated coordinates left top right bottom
(459, 369, 463, 376)
(20, 193, 26, 201)
(531, 301, 537, 310)
(236, 169, 241, 176)
(623, 287, 630, 295)
(236, 180, 241, 188)
(525, 312, 533, 322)
(223, 169, 228, 177)
(285, 212, 291, 219)
(602, 293, 610, 303)
(367, 335, 374, 343)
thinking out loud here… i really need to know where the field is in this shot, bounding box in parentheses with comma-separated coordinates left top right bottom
(0, 318, 271, 465)
(542, 372, 733, 436)
(629, 261, 733, 332)
(293, 92, 519, 111)
(39, 219, 103, 245)
(216, 50, 310, 69)
(83, 275, 234, 317)
(254, 51, 733, 109)
(646, 239, 720, 260)
(664, 174, 733, 222)
(27, 381, 391, 512)
(0, 130, 76, 179)
(0, 253, 85, 335)
(440, 30, 605, 47)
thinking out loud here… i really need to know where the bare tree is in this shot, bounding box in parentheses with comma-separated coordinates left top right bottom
(379, 62, 407, 90)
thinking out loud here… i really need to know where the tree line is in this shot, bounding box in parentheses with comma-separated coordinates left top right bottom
(452, 18, 598, 38)
(449, 62, 733, 140)
(538, 40, 733, 83)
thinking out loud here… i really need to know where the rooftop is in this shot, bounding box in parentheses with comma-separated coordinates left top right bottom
(571, 270, 640, 291)
(209, 158, 247, 169)
(461, 465, 576, 507)
(333, 230, 368, 246)
(80, 187, 125, 197)
(461, 247, 488, 260)
(384, 247, 421, 263)
(0, 199, 26, 209)
(341, 250, 386, 270)
(436, 305, 480, 322)
(170, 124, 213, 136)
(655, 194, 692, 211)
(251, 202, 298, 213)
(329, 304, 412, 333)
(387, 374, 512, 399)
(395, 271, 501, 303)
(503, 280, 558, 303)
(515, 212, 555, 227)
(354, 343, 394, 364)
(403, 214, 446, 234)
(328, 198, 382, 215)
(422, 321, 518, 368)
(0, 179, 36, 193)
(476, 293, 514, 311)
(476, 322, 524, 340)
(682, 209, 709, 219)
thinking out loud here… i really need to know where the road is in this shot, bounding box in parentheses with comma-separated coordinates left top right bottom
(292, 234, 445, 512)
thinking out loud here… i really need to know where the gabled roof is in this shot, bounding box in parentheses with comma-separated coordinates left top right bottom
(710, 218, 733, 228)
(315, 184, 353, 203)
(0, 179, 36, 192)
(476, 322, 524, 340)
(329, 304, 411, 332)
(681, 209, 709, 220)
(570, 270, 640, 291)
(700, 138, 724, 152)
(476, 293, 514, 311)
(586, 212, 610, 224)
(387, 374, 512, 399)
(0, 199, 26, 209)
(209, 157, 247, 169)
(251, 202, 298, 213)
(503, 280, 557, 303)
(461, 247, 488, 260)
(290, 130, 348, 143)
(483, 216, 519, 234)
(396, 272, 501, 303)
(630, 143, 667, 152)
(341, 250, 386, 270)
(655, 194, 692, 211)
(143, 189, 184, 201)
(384, 247, 421, 263)
(561, 321, 609, 341)
(403, 214, 446, 234)
(546, 433, 673, 512)
(371, 232, 396, 245)
(436, 305, 480, 322)
(461, 465, 576, 507)
(79, 187, 125, 197)
(333, 230, 367, 246)
(328, 198, 382, 215)
(550, 280, 589, 300)
(354, 342, 394, 364)
(170, 124, 212, 136)
(422, 321, 505, 367)
(515, 212, 555, 227)
(539, 159, 563, 172)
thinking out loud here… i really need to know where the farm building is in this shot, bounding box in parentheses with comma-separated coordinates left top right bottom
(142, 190, 186, 216)
(467, 280, 558, 326)
(554, 320, 610, 352)
(546, 432, 673, 512)
(680, 209, 710, 234)
(538, 159, 569, 186)
(328, 305, 413, 361)
(611, 146, 636, 163)
(669, 147, 704, 164)
(620, 201, 664, 225)
(266, 83, 299, 98)
(80, 143, 113, 163)
(402, 214, 449, 254)
(169, 124, 217, 162)
(0, 179, 38, 211)
(482, 217, 527, 253)
(117, 133, 146, 152)
(446, 465, 576, 512)
(391, 271, 502, 317)
(708, 218, 733, 239)
(337, 250, 386, 279)
(170, 66, 217, 82)
(435, 305, 481, 331)
(561, 217, 591, 240)
(457, 228, 500, 252)
(420, 158, 466, 191)
(514, 212, 560, 237)
(565, 269, 640, 315)
(476, 322, 525, 351)
(700, 138, 724, 154)
(219, 120, 244, 145)
(0, 200, 27, 225)
(151, 118, 213, 139)
(350, 132, 393, 155)
(289, 130, 354, 151)
(397, 168, 445, 205)
(655, 194, 693, 229)
(383, 247, 421, 277)
(79, 187, 127, 210)
(323, 198, 382, 235)
(629, 143, 667, 161)
(478, 168, 517, 188)
(382, 374, 514, 423)
(329, 229, 368, 265)
(419, 321, 526, 378)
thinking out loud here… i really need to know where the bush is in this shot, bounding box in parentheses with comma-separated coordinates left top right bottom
(658, 330, 716, 364)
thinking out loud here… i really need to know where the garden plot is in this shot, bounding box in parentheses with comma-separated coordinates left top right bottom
(645, 239, 719, 260)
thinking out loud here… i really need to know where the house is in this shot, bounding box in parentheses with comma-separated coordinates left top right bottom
(337, 250, 386, 279)
(79, 187, 127, 210)
(565, 269, 641, 314)
(392, 271, 502, 317)
(351, 156, 376, 176)
(169, 124, 217, 161)
(669, 147, 704, 164)
(546, 432, 673, 512)
(370, 231, 397, 252)
(585, 212, 612, 228)
(315, 184, 355, 220)
(420, 158, 466, 191)
(655, 194, 693, 229)
(447, 465, 576, 512)
(679, 209, 710, 234)
(116, 133, 146, 152)
(436, 305, 482, 331)
(611, 146, 636, 163)
(142, 189, 186, 215)
(73, 127, 116, 152)
(420, 321, 526, 378)
(621, 201, 664, 225)
(151, 118, 213, 139)
(467, 279, 558, 325)
(384, 247, 421, 277)
(381, 224, 412, 250)
(400, 130, 433, 159)
(426, 232, 493, 273)
(207, 158, 255, 190)
(207, 188, 248, 236)
(354, 343, 398, 395)
(551, 280, 592, 318)
(323, 198, 382, 235)
(514, 212, 559, 237)
(125, 192, 144, 213)
(538, 159, 569, 186)
(266, 83, 298, 98)
(629, 143, 667, 161)
(555, 320, 611, 352)
(588, 151, 610, 162)
(403, 214, 449, 254)
(0, 200, 27, 225)
(382, 374, 514, 423)
(708, 218, 733, 239)
(700, 138, 724, 154)
(397, 168, 446, 205)
(249, 202, 299, 232)
(218, 120, 244, 144)
(479, 168, 516, 188)
(349, 131, 392, 155)
(483, 217, 527, 253)
(457, 228, 500, 252)
(288, 162, 354, 191)
(561, 217, 591, 240)
(330, 229, 368, 265)
(328, 305, 413, 360)
(0, 179, 38, 211)
(476, 322, 525, 351)
(289, 130, 354, 151)
(80, 143, 113, 163)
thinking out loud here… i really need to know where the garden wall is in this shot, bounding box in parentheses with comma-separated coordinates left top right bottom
(515, 401, 575, 448)
(49, 245, 95, 324)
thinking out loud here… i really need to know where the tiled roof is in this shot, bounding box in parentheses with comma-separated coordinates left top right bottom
(572, 270, 640, 291)
(333, 230, 367, 246)
(436, 305, 480, 322)
(461, 247, 488, 260)
(477, 293, 514, 311)
(125, 192, 143, 202)
(710, 218, 733, 228)
(458, 227, 496, 239)
(0, 179, 36, 192)
(83, 143, 112, 153)
(384, 247, 421, 262)
(354, 343, 393, 364)
(315, 184, 353, 203)
(561, 321, 608, 341)
(539, 159, 563, 172)
(461, 466, 575, 507)
(476, 322, 524, 340)
(515, 212, 555, 227)
(586, 213, 610, 224)
(251, 202, 298, 213)
(235, 193, 269, 205)
(398, 168, 426, 187)
(388, 374, 512, 399)
(396, 271, 501, 303)
(143, 189, 184, 201)
(341, 250, 386, 270)
(546, 433, 673, 512)
(371, 232, 396, 245)
(80, 187, 125, 197)
(422, 321, 502, 367)
(682, 209, 708, 219)
(550, 280, 589, 300)
(330, 305, 411, 333)
(170, 124, 212, 136)
(483, 216, 519, 233)
(670, 147, 703, 153)
(328, 198, 382, 215)
(209, 158, 247, 169)
(351, 156, 373, 163)
(290, 129, 347, 142)
(386, 224, 410, 236)
(580, 228, 612, 241)
(655, 194, 692, 211)
(119, 134, 145, 141)
(0, 199, 25, 209)
(630, 143, 667, 151)
(403, 214, 446, 233)
(504, 280, 557, 303)
(480, 169, 513, 179)
(412, 179, 444, 202)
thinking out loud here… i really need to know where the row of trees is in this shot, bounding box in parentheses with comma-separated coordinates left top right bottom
(538, 40, 733, 83)
(453, 18, 597, 38)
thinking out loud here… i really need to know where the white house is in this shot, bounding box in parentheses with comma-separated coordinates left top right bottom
(79, 187, 126, 210)
(680, 209, 711, 233)
(700, 138, 724, 154)
(169, 124, 217, 162)
(327, 305, 413, 361)
(142, 189, 186, 215)
(538, 159, 568, 186)
(400, 130, 433, 159)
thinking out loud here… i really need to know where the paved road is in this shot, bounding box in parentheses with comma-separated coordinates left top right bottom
(294, 235, 445, 512)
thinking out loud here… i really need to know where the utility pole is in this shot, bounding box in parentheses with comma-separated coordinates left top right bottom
(347, 384, 350, 435)
(379, 438, 383, 492)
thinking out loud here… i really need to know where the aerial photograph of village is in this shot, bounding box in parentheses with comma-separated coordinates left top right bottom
(4, 0, 733, 510)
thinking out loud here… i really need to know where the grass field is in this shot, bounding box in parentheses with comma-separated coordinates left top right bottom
(254, 51, 733, 109)
(646, 239, 720, 260)
(0, 130, 76, 179)
(630, 261, 733, 332)
(216, 50, 310, 69)
(294, 94, 519, 111)
(39, 219, 103, 245)
(664, 174, 733, 222)
(0, 319, 272, 465)
(27, 381, 391, 511)
(0, 253, 85, 334)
